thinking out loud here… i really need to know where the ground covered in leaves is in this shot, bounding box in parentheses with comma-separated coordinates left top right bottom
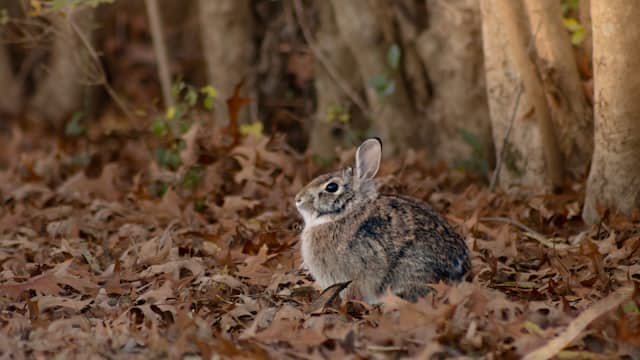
(1, 120, 639, 359)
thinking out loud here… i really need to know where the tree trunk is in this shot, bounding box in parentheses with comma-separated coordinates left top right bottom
(198, 0, 254, 126)
(523, 0, 593, 179)
(481, 0, 563, 190)
(145, 0, 174, 108)
(0, 42, 22, 117)
(481, 0, 544, 189)
(329, 0, 422, 156)
(416, 0, 493, 169)
(307, 1, 361, 159)
(583, 1, 640, 224)
(28, 6, 94, 128)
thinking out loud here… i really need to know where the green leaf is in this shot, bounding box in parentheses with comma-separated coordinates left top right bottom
(561, 0, 580, 15)
(171, 81, 185, 99)
(185, 86, 198, 107)
(166, 106, 176, 120)
(387, 44, 401, 70)
(458, 128, 482, 152)
(201, 85, 218, 98)
(239, 121, 263, 138)
(155, 147, 182, 169)
(562, 17, 581, 32)
(182, 166, 203, 189)
(571, 27, 586, 45)
(150, 180, 168, 197)
(178, 120, 191, 134)
(151, 118, 167, 137)
(201, 85, 218, 110)
(623, 301, 639, 314)
(65, 112, 86, 136)
(368, 74, 395, 98)
(562, 18, 585, 45)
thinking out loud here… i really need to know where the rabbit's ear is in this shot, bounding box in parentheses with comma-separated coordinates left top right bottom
(355, 138, 382, 181)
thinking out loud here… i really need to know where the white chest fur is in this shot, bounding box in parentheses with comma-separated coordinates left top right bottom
(300, 221, 340, 289)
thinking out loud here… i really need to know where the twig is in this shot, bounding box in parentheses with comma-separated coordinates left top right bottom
(479, 217, 570, 249)
(292, 0, 370, 116)
(144, 0, 174, 108)
(69, 13, 135, 122)
(522, 286, 633, 360)
(489, 83, 523, 191)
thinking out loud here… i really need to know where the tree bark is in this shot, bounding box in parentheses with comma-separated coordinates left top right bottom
(481, 0, 564, 190)
(329, 0, 422, 156)
(524, 0, 593, 179)
(305, 1, 361, 159)
(145, 0, 174, 108)
(198, 0, 254, 126)
(28, 6, 94, 127)
(0, 41, 22, 116)
(481, 0, 546, 189)
(583, 1, 640, 224)
(416, 0, 493, 168)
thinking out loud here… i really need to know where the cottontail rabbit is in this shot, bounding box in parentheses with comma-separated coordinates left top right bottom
(295, 138, 470, 303)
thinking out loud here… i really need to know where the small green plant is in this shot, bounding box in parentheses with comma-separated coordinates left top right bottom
(455, 128, 490, 177)
(368, 44, 402, 99)
(387, 44, 401, 70)
(560, 0, 585, 45)
(325, 104, 350, 124)
(561, 0, 580, 15)
(182, 165, 203, 190)
(562, 17, 586, 45)
(239, 121, 263, 138)
(65, 111, 86, 136)
(150, 81, 218, 170)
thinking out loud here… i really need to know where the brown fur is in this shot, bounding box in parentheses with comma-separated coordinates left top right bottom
(295, 139, 470, 303)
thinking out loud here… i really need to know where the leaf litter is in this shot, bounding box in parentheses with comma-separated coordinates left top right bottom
(1, 101, 640, 359)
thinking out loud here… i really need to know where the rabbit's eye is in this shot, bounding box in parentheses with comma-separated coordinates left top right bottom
(325, 182, 339, 193)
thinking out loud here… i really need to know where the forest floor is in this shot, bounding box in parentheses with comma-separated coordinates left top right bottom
(0, 113, 639, 359)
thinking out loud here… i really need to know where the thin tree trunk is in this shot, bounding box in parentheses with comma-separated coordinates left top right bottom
(481, 0, 547, 189)
(198, 0, 254, 126)
(496, 0, 563, 189)
(583, 1, 640, 224)
(145, 0, 174, 108)
(524, 0, 593, 179)
(329, 0, 422, 156)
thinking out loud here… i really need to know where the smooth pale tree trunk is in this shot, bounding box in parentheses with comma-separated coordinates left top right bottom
(416, 0, 493, 168)
(329, 0, 422, 156)
(524, 0, 593, 179)
(198, 0, 254, 126)
(583, 1, 640, 224)
(481, 0, 550, 190)
(307, 1, 361, 159)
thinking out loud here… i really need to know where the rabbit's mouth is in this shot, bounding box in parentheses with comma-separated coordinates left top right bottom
(295, 201, 331, 228)
(295, 200, 313, 221)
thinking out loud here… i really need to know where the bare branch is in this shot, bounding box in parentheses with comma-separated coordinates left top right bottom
(144, 0, 174, 108)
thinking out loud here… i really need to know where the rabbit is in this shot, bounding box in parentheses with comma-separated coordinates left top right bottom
(295, 138, 470, 303)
